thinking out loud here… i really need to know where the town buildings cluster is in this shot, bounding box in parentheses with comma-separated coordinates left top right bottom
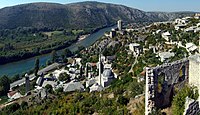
(3, 15, 200, 114)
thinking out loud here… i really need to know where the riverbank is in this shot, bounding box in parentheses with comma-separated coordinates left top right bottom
(0, 25, 116, 77)
(10, 62, 63, 89)
(0, 25, 114, 65)
(0, 38, 77, 65)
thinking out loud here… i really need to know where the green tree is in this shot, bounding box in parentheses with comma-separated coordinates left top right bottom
(10, 74, 20, 83)
(58, 72, 70, 82)
(63, 48, 72, 57)
(21, 101, 28, 109)
(51, 50, 57, 62)
(172, 85, 199, 115)
(128, 80, 144, 98)
(117, 95, 129, 105)
(1, 103, 20, 114)
(45, 84, 53, 94)
(34, 58, 39, 76)
(0, 75, 10, 96)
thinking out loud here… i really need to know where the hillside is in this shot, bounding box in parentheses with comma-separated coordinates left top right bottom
(0, 1, 196, 30)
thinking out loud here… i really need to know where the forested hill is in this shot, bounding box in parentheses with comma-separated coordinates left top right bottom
(0, 1, 196, 30)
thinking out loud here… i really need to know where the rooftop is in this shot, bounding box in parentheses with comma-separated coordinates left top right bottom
(102, 69, 114, 78)
(162, 31, 171, 36)
(129, 43, 140, 47)
(63, 81, 84, 92)
(158, 52, 175, 59)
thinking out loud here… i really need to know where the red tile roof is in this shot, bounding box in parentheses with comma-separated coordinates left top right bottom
(7, 91, 17, 97)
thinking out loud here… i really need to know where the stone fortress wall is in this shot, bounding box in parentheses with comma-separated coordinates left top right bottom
(183, 97, 200, 115)
(145, 59, 189, 115)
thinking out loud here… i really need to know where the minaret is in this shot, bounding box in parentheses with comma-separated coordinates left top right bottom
(85, 63, 88, 78)
(25, 73, 30, 94)
(99, 52, 102, 86)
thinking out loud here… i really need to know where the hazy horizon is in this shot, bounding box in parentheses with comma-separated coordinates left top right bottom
(0, 0, 199, 12)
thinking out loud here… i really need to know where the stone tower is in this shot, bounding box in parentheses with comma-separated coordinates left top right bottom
(98, 53, 102, 86)
(80, 65, 83, 78)
(25, 73, 30, 94)
(85, 63, 88, 78)
(117, 20, 122, 31)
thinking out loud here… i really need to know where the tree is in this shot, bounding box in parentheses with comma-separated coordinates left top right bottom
(128, 80, 144, 98)
(63, 48, 72, 57)
(58, 72, 70, 82)
(0, 75, 10, 96)
(51, 50, 57, 62)
(1, 103, 20, 114)
(61, 48, 72, 63)
(21, 101, 28, 109)
(34, 58, 39, 76)
(45, 84, 53, 94)
(117, 95, 129, 105)
(172, 85, 199, 115)
(55, 87, 63, 94)
(10, 74, 20, 83)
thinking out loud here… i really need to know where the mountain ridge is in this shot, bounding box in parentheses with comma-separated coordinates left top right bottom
(0, 1, 196, 30)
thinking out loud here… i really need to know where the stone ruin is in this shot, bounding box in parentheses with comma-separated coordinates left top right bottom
(145, 59, 189, 115)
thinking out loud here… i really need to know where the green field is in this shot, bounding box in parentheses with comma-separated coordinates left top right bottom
(43, 31, 63, 37)
(72, 29, 84, 35)
(0, 29, 77, 64)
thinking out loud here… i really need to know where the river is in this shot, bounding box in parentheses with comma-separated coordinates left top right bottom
(0, 26, 115, 77)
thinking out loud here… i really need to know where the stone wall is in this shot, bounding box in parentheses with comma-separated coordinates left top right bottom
(189, 55, 200, 103)
(145, 59, 189, 115)
(183, 97, 200, 115)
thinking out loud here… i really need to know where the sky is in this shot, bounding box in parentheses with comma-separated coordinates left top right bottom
(0, 0, 199, 12)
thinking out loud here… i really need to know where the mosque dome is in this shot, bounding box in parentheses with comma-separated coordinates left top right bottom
(102, 69, 114, 79)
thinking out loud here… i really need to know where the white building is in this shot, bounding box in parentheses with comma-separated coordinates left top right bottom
(185, 27, 196, 32)
(7, 91, 22, 101)
(194, 27, 200, 33)
(194, 13, 200, 19)
(174, 18, 189, 25)
(110, 29, 116, 38)
(100, 69, 115, 87)
(156, 29, 161, 34)
(52, 68, 69, 79)
(117, 20, 122, 31)
(158, 52, 175, 62)
(85, 53, 117, 91)
(174, 18, 182, 24)
(129, 43, 142, 56)
(186, 43, 197, 52)
(197, 23, 200, 27)
(162, 32, 171, 41)
(75, 58, 82, 66)
(175, 24, 186, 30)
(36, 77, 43, 86)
